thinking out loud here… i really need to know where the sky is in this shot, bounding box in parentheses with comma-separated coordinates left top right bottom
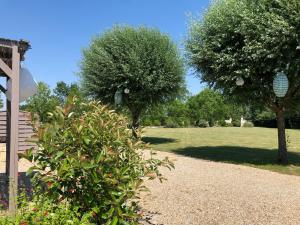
(1, 0, 211, 95)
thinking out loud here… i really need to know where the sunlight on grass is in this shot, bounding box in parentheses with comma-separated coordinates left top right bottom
(143, 127, 300, 176)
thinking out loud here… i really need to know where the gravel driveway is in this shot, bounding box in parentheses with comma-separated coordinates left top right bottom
(140, 151, 300, 225)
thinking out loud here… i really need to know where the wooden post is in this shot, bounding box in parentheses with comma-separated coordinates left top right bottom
(8, 46, 20, 214)
(6, 78, 11, 175)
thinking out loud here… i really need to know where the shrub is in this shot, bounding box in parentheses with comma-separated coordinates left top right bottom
(165, 118, 180, 128)
(197, 119, 209, 128)
(180, 118, 191, 127)
(25, 98, 173, 224)
(243, 121, 254, 127)
(165, 117, 190, 128)
(141, 117, 152, 126)
(217, 120, 227, 127)
(152, 119, 161, 126)
(0, 194, 94, 225)
(232, 119, 241, 127)
(224, 122, 233, 127)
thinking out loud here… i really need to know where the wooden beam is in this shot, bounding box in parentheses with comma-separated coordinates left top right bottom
(0, 44, 12, 49)
(6, 89, 10, 175)
(0, 84, 6, 93)
(0, 58, 12, 78)
(8, 46, 20, 215)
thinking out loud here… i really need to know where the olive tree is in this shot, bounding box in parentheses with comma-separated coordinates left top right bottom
(81, 26, 185, 137)
(186, 0, 300, 163)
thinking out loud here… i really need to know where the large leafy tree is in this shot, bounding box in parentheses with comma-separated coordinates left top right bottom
(187, 89, 229, 126)
(81, 26, 185, 137)
(53, 81, 84, 105)
(21, 82, 59, 123)
(186, 0, 300, 163)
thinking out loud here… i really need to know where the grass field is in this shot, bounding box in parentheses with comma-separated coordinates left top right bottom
(143, 127, 300, 176)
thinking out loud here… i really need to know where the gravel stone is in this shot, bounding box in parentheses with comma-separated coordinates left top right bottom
(140, 151, 300, 225)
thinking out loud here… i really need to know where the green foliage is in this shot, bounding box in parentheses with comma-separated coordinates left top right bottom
(217, 120, 227, 127)
(187, 89, 229, 126)
(164, 118, 180, 128)
(226, 102, 251, 121)
(0, 195, 94, 225)
(25, 98, 173, 224)
(140, 90, 250, 128)
(197, 119, 209, 128)
(21, 81, 85, 124)
(141, 104, 165, 127)
(80, 25, 185, 132)
(243, 121, 254, 127)
(252, 108, 276, 121)
(232, 119, 241, 127)
(166, 99, 189, 119)
(152, 119, 161, 126)
(21, 82, 59, 123)
(0, 94, 3, 109)
(186, 0, 300, 110)
(141, 99, 190, 128)
(53, 81, 84, 105)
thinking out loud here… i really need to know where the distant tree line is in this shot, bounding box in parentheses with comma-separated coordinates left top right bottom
(21, 82, 300, 129)
(21, 81, 84, 123)
(141, 88, 300, 129)
(140, 88, 250, 128)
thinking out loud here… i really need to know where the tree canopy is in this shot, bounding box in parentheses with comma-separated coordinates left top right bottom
(21, 81, 84, 123)
(185, 0, 300, 163)
(80, 25, 185, 136)
(53, 81, 83, 105)
(186, 0, 300, 107)
(21, 82, 59, 123)
(187, 89, 229, 126)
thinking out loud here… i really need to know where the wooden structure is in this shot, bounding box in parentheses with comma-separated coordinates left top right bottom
(0, 111, 36, 151)
(0, 38, 30, 214)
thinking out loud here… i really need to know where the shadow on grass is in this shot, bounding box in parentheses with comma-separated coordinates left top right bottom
(172, 146, 300, 166)
(142, 136, 177, 145)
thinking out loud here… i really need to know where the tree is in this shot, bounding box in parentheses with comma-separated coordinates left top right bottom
(187, 89, 229, 126)
(186, 0, 300, 163)
(80, 26, 185, 137)
(21, 82, 59, 123)
(141, 98, 190, 127)
(53, 81, 83, 105)
(53, 81, 69, 105)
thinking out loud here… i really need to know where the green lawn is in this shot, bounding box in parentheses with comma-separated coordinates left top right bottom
(143, 127, 300, 176)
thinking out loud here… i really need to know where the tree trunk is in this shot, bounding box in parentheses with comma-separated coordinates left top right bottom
(276, 108, 288, 164)
(131, 111, 140, 139)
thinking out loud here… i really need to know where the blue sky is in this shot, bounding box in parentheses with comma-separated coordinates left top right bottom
(1, 0, 210, 95)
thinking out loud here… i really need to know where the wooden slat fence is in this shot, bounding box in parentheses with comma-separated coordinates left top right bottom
(0, 111, 37, 152)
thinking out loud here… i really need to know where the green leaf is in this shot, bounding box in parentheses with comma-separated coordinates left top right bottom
(111, 216, 118, 225)
(83, 137, 91, 145)
(55, 151, 64, 160)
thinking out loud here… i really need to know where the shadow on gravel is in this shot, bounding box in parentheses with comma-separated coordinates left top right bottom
(172, 146, 300, 166)
(138, 210, 163, 225)
(142, 137, 177, 145)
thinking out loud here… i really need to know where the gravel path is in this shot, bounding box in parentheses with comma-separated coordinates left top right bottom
(140, 151, 300, 225)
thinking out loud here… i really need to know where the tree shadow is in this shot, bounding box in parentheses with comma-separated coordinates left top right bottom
(172, 146, 300, 166)
(142, 136, 177, 145)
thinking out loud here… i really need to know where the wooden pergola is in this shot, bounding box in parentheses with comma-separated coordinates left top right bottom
(0, 38, 30, 214)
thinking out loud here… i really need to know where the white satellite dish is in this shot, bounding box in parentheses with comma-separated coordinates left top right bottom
(6, 67, 38, 103)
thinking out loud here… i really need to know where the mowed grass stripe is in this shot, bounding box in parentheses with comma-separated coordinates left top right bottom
(143, 127, 300, 176)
